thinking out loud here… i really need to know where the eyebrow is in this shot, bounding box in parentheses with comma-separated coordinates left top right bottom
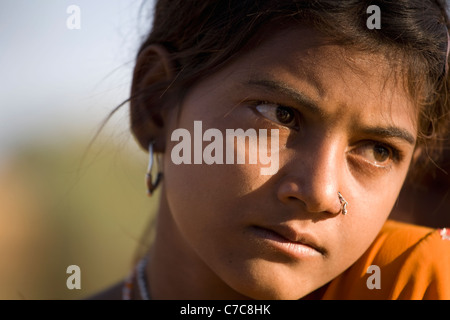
(246, 78, 324, 116)
(244, 78, 416, 146)
(360, 126, 416, 145)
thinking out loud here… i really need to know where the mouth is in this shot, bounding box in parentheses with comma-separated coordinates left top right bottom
(249, 225, 326, 259)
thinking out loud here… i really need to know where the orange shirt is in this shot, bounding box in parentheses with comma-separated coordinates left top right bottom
(312, 220, 450, 300)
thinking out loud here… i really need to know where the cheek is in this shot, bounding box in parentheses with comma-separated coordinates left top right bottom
(162, 140, 266, 231)
(332, 171, 406, 267)
(163, 149, 267, 214)
(347, 146, 413, 224)
(161, 96, 275, 246)
(163, 110, 279, 209)
(360, 167, 410, 221)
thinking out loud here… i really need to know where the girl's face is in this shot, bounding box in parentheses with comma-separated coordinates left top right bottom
(159, 26, 418, 299)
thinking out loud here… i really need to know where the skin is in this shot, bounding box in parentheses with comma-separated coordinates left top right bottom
(94, 25, 420, 300)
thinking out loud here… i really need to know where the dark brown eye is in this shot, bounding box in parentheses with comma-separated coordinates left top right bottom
(255, 103, 298, 129)
(373, 144, 391, 163)
(276, 106, 295, 125)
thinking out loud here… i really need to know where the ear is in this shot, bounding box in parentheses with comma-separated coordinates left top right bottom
(130, 44, 175, 152)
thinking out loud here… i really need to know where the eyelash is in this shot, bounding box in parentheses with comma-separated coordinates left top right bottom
(250, 100, 301, 131)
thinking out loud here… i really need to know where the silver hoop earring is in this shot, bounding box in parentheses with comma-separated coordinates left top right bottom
(146, 141, 162, 196)
(338, 192, 348, 215)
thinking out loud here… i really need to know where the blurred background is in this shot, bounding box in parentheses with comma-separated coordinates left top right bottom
(0, 0, 449, 301)
(0, 0, 157, 299)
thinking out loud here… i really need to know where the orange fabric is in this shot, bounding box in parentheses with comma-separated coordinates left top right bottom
(315, 220, 450, 300)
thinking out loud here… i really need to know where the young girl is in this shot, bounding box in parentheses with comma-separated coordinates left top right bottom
(92, 0, 450, 300)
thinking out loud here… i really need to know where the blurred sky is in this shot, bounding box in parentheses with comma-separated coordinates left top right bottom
(0, 0, 154, 167)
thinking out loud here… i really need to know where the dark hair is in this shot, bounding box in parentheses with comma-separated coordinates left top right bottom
(131, 0, 450, 175)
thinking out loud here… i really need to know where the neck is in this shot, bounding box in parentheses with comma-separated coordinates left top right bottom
(147, 186, 249, 300)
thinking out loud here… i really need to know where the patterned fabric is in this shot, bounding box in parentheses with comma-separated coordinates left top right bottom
(440, 228, 450, 240)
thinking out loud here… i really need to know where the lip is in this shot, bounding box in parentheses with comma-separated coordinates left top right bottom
(250, 225, 326, 259)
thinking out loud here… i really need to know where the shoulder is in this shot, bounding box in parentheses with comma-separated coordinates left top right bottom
(375, 220, 450, 263)
(371, 220, 450, 299)
(321, 220, 450, 300)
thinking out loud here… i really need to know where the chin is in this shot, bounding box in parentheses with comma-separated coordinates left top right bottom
(224, 263, 322, 300)
(238, 281, 315, 300)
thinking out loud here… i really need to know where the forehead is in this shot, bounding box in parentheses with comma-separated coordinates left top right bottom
(214, 25, 418, 133)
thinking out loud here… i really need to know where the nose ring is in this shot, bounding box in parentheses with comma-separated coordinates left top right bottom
(338, 192, 348, 215)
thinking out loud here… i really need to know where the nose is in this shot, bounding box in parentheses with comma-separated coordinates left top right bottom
(276, 140, 343, 215)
